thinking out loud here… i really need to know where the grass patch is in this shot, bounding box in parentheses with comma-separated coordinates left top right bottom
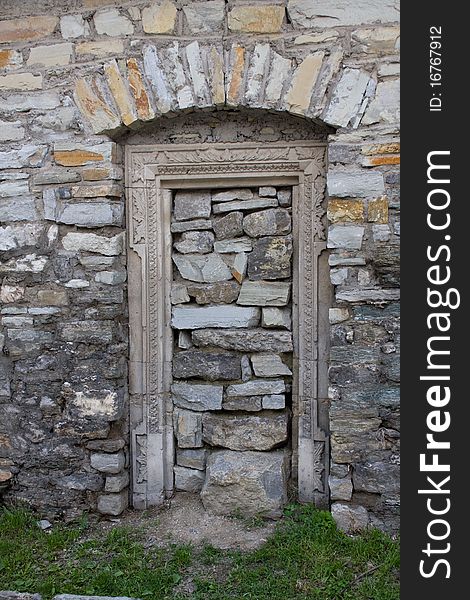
(0, 504, 399, 600)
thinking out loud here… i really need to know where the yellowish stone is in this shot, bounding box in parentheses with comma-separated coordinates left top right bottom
(142, 0, 178, 34)
(227, 46, 245, 106)
(327, 198, 364, 223)
(74, 77, 121, 134)
(0, 49, 23, 70)
(104, 60, 137, 126)
(228, 5, 285, 33)
(0, 73, 42, 91)
(209, 47, 225, 106)
(362, 143, 400, 155)
(76, 40, 125, 57)
(284, 52, 324, 115)
(362, 155, 400, 167)
(0, 16, 58, 44)
(127, 58, 155, 121)
(368, 197, 389, 224)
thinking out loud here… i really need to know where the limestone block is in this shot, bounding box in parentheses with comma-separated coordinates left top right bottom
(172, 382, 223, 411)
(223, 396, 262, 411)
(143, 45, 174, 114)
(186, 41, 211, 107)
(171, 283, 190, 304)
(261, 307, 292, 329)
(362, 79, 400, 125)
(105, 471, 129, 493)
(62, 232, 125, 256)
(172, 305, 260, 329)
(187, 281, 240, 305)
(0, 145, 47, 169)
(262, 395, 285, 409)
(287, 0, 399, 28)
(60, 14, 90, 39)
(46, 200, 124, 228)
(228, 5, 285, 33)
(171, 219, 212, 233)
(329, 476, 353, 501)
(212, 189, 253, 202)
(323, 68, 371, 128)
(174, 409, 203, 448)
(331, 503, 369, 532)
(74, 76, 121, 133)
(0, 253, 47, 273)
(245, 43, 270, 106)
(238, 281, 291, 306)
(243, 209, 291, 237)
(0, 198, 37, 222)
(174, 231, 214, 254)
(226, 45, 246, 107)
(95, 270, 126, 285)
(93, 8, 134, 36)
(173, 253, 233, 283)
(142, 0, 177, 34)
(192, 328, 293, 352)
(104, 59, 137, 126)
(173, 350, 241, 381)
(0, 119, 24, 141)
(213, 237, 253, 253)
(183, 1, 225, 33)
(352, 27, 400, 55)
(226, 379, 286, 397)
(329, 308, 350, 324)
(327, 170, 385, 198)
(0, 223, 43, 251)
(248, 236, 293, 280)
(203, 411, 288, 451)
(213, 197, 278, 214)
(0, 16, 58, 44)
(251, 354, 292, 377)
(91, 451, 125, 474)
(174, 465, 204, 492)
(284, 52, 324, 115)
(76, 40, 125, 57)
(127, 57, 155, 121)
(97, 491, 128, 515)
(27, 43, 73, 67)
(0, 73, 42, 90)
(201, 450, 288, 517)
(265, 51, 291, 107)
(53, 141, 116, 166)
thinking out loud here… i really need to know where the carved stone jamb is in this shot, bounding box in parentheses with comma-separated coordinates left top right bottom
(125, 140, 331, 510)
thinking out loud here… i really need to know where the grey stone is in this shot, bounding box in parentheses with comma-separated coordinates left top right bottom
(336, 288, 400, 302)
(187, 281, 240, 304)
(241, 354, 253, 381)
(79, 256, 115, 269)
(329, 476, 353, 501)
(213, 237, 253, 253)
(0, 593, 41, 600)
(212, 211, 244, 239)
(33, 170, 81, 185)
(329, 308, 350, 324)
(62, 232, 124, 256)
(86, 439, 126, 452)
(0, 92, 60, 113)
(261, 307, 292, 329)
(277, 189, 292, 207)
(174, 230, 214, 254)
(170, 219, 213, 233)
(172, 382, 223, 411)
(178, 331, 192, 349)
(0, 197, 38, 222)
(212, 188, 254, 202)
(174, 465, 205, 492)
(232, 252, 248, 283)
(353, 461, 400, 495)
(363, 79, 400, 125)
(323, 68, 371, 127)
(95, 270, 126, 285)
(173, 350, 241, 381)
(60, 14, 90, 38)
(183, 0, 225, 33)
(193, 329, 293, 352)
(223, 396, 262, 411)
(176, 448, 207, 470)
(201, 450, 288, 518)
(97, 491, 128, 516)
(67, 387, 124, 422)
(251, 354, 292, 377)
(372, 225, 391, 241)
(287, 0, 400, 28)
(0, 145, 47, 169)
(262, 395, 286, 409)
(243, 209, 291, 237)
(331, 503, 370, 533)
(329, 255, 366, 267)
(173, 253, 233, 283)
(0, 179, 29, 197)
(213, 198, 278, 214)
(248, 236, 293, 279)
(259, 186, 277, 197)
(94, 8, 134, 36)
(238, 281, 291, 306)
(327, 170, 385, 198)
(172, 305, 260, 329)
(46, 200, 124, 228)
(58, 321, 112, 343)
(327, 225, 364, 250)
(55, 473, 103, 492)
(171, 283, 190, 304)
(226, 379, 286, 397)
(174, 409, 203, 448)
(202, 411, 288, 451)
(0, 223, 44, 251)
(174, 190, 211, 221)
(330, 267, 348, 284)
(90, 451, 125, 474)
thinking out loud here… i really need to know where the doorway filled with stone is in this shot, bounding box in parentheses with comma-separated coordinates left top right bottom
(170, 186, 294, 518)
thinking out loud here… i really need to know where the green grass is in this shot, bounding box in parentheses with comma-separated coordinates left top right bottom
(0, 504, 399, 600)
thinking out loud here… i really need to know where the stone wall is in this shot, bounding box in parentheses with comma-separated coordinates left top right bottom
(0, 0, 400, 532)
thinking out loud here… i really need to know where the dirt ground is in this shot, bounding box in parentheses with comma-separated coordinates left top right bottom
(96, 492, 277, 551)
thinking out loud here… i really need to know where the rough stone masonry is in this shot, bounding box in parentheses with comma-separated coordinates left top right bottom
(0, 0, 400, 533)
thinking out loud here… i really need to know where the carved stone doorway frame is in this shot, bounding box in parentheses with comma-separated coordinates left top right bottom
(125, 140, 331, 510)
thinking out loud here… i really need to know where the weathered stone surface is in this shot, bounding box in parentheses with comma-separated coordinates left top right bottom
(0, 179, 29, 198)
(0, 223, 43, 251)
(0, 197, 38, 222)
(171, 219, 213, 233)
(174, 231, 214, 254)
(60, 14, 90, 39)
(243, 209, 291, 237)
(244, 43, 270, 106)
(76, 40, 125, 56)
(95, 270, 126, 285)
(251, 354, 292, 377)
(171, 283, 190, 304)
(262, 395, 285, 409)
(0, 119, 24, 141)
(173, 350, 241, 381)
(105, 471, 129, 493)
(212, 189, 253, 203)
(213, 237, 253, 253)
(0, 16, 58, 43)
(352, 27, 400, 55)
(323, 69, 371, 127)
(58, 321, 113, 343)
(353, 461, 400, 495)
(0, 48, 23, 70)
(91, 451, 125, 474)
(231, 252, 248, 283)
(285, 52, 324, 115)
(142, 0, 177, 34)
(329, 476, 353, 501)
(174, 465, 204, 492)
(53, 142, 116, 166)
(74, 77, 121, 133)
(265, 51, 291, 106)
(93, 8, 134, 36)
(45, 198, 123, 228)
(0, 253, 47, 274)
(287, 0, 399, 28)
(0, 73, 42, 90)
(68, 387, 123, 421)
(127, 57, 155, 121)
(104, 59, 137, 126)
(228, 5, 285, 33)
(331, 503, 370, 533)
(226, 379, 286, 397)
(329, 308, 350, 324)
(363, 79, 400, 125)
(248, 236, 293, 279)
(193, 329, 293, 352)
(261, 307, 292, 329)
(328, 198, 364, 223)
(187, 281, 240, 305)
(27, 43, 73, 67)
(172, 305, 259, 329)
(372, 224, 391, 242)
(368, 197, 389, 223)
(174, 409, 203, 448)
(213, 197, 278, 214)
(97, 491, 128, 516)
(183, 0, 225, 33)
(327, 171, 385, 198)
(173, 253, 232, 283)
(1, 283, 25, 303)
(176, 448, 207, 470)
(238, 281, 291, 306)
(203, 411, 288, 451)
(212, 212, 244, 239)
(172, 382, 223, 411)
(327, 225, 364, 250)
(0, 145, 47, 169)
(62, 232, 124, 256)
(174, 190, 211, 221)
(223, 396, 262, 412)
(201, 450, 288, 517)
(87, 439, 126, 453)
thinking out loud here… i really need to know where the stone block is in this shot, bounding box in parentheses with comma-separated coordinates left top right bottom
(323, 68, 371, 127)
(0, 145, 47, 169)
(243, 209, 291, 237)
(327, 198, 364, 223)
(212, 211, 244, 239)
(0, 49, 23, 70)
(0, 119, 24, 141)
(0, 223, 43, 251)
(97, 490, 128, 515)
(261, 307, 292, 329)
(93, 8, 134, 36)
(142, 0, 177, 34)
(171, 283, 190, 304)
(58, 321, 113, 343)
(201, 449, 288, 517)
(284, 52, 324, 115)
(238, 281, 291, 306)
(192, 329, 293, 352)
(91, 451, 125, 474)
(327, 225, 364, 250)
(329, 476, 353, 501)
(226, 379, 286, 397)
(213, 237, 253, 253)
(176, 448, 207, 470)
(27, 43, 73, 67)
(368, 196, 389, 223)
(183, 1, 225, 33)
(212, 189, 253, 202)
(172, 382, 223, 411)
(248, 236, 293, 279)
(287, 0, 399, 28)
(363, 79, 399, 125)
(213, 197, 278, 214)
(0, 73, 42, 90)
(331, 503, 369, 533)
(174, 190, 211, 221)
(262, 395, 285, 409)
(174, 231, 214, 254)
(76, 40, 125, 56)
(174, 465, 204, 492)
(228, 5, 285, 33)
(187, 281, 240, 304)
(171, 219, 213, 233)
(60, 14, 90, 39)
(172, 305, 259, 329)
(327, 170, 385, 198)
(174, 409, 203, 448)
(0, 197, 37, 222)
(0, 16, 58, 44)
(173, 350, 241, 381)
(223, 396, 262, 411)
(173, 253, 233, 283)
(251, 354, 292, 377)
(68, 388, 124, 421)
(105, 471, 129, 493)
(62, 232, 125, 256)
